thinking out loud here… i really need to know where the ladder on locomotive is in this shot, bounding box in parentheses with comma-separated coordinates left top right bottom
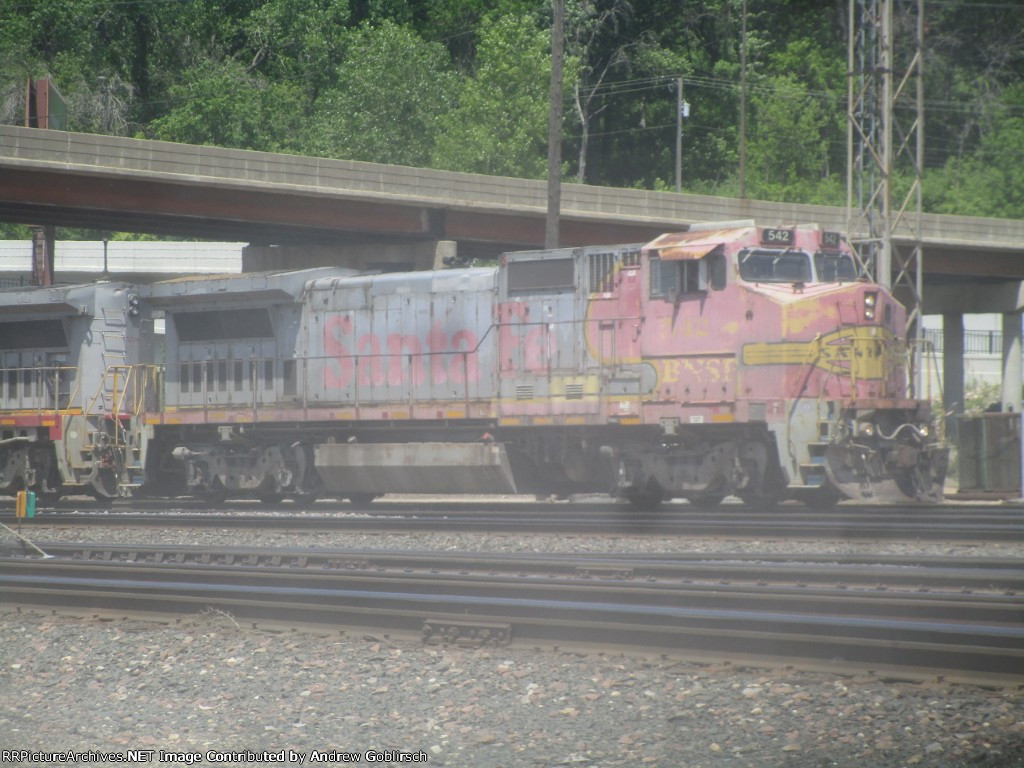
(789, 332, 866, 490)
(79, 365, 159, 491)
(75, 305, 153, 488)
(788, 333, 833, 489)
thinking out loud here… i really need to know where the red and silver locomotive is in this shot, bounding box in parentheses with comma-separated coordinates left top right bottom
(0, 221, 948, 506)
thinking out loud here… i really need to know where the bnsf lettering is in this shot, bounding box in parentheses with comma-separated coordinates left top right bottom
(324, 315, 479, 388)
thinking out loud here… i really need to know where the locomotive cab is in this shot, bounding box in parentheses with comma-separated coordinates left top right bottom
(625, 222, 947, 505)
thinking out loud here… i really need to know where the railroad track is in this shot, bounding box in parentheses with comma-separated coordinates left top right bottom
(3, 543, 1022, 685)
(4, 500, 1023, 540)
(18, 496, 1024, 518)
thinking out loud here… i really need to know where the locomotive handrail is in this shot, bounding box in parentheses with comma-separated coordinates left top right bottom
(785, 334, 826, 467)
(910, 337, 946, 440)
(792, 333, 825, 400)
(168, 324, 502, 419)
(109, 365, 161, 420)
(0, 365, 80, 416)
(78, 364, 160, 446)
(908, 337, 941, 403)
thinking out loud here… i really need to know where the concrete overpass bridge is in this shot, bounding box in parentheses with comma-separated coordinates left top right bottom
(1, 124, 1022, 274)
(1, 123, 1023, 413)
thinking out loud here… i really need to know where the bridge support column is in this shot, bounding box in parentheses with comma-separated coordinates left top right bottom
(943, 313, 964, 422)
(1002, 311, 1023, 412)
(30, 225, 54, 286)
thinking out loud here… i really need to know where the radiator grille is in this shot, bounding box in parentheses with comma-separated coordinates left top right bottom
(515, 385, 534, 400)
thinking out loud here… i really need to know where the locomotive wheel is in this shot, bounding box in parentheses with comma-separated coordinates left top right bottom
(88, 468, 120, 500)
(259, 493, 285, 506)
(291, 491, 321, 508)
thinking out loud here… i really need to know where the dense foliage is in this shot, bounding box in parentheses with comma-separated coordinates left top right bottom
(0, 0, 1021, 222)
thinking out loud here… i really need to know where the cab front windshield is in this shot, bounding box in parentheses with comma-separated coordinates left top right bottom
(814, 252, 858, 282)
(739, 249, 812, 283)
(739, 249, 859, 284)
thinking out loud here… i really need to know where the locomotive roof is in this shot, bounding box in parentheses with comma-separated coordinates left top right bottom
(643, 227, 757, 261)
(147, 266, 358, 307)
(305, 267, 497, 295)
(0, 280, 134, 317)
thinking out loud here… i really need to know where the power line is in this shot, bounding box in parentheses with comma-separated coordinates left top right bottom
(927, 0, 1023, 8)
(575, 71, 1024, 122)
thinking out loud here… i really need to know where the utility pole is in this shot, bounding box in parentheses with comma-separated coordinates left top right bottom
(675, 79, 688, 193)
(546, 0, 565, 249)
(675, 78, 682, 193)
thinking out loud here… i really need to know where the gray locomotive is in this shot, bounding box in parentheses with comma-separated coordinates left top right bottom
(0, 223, 948, 506)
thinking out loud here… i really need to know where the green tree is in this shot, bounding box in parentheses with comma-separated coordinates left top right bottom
(0, 44, 38, 126)
(306, 21, 457, 166)
(148, 57, 304, 152)
(68, 72, 137, 136)
(415, 0, 543, 69)
(244, 0, 351, 104)
(0, 0, 95, 78)
(567, 0, 646, 183)
(0, 0, 1022, 214)
(744, 72, 841, 204)
(432, 13, 568, 179)
(925, 113, 1024, 219)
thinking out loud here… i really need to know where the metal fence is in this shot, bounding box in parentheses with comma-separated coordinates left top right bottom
(923, 328, 1004, 356)
(957, 412, 1021, 495)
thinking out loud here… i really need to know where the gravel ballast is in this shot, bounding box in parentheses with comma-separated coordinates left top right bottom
(1, 611, 1022, 768)
(9, 523, 1024, 558)
(1, 522, 1022, 767)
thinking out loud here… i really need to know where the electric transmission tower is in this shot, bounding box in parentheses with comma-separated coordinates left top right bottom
(846, 0, 926, 394)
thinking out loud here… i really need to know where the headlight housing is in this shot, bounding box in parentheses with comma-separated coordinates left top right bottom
(864, 292, 877, 321)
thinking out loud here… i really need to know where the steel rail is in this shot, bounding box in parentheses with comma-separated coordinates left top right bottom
(3, 506, 1023, 540)
(3, 558, 1021, 625)
(2, 550, 1022, 684)
(8, 542, 1024, 593)
(29, 496, 1024, 516)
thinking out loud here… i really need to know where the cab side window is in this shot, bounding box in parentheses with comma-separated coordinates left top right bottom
(650, 254, 725, 298)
